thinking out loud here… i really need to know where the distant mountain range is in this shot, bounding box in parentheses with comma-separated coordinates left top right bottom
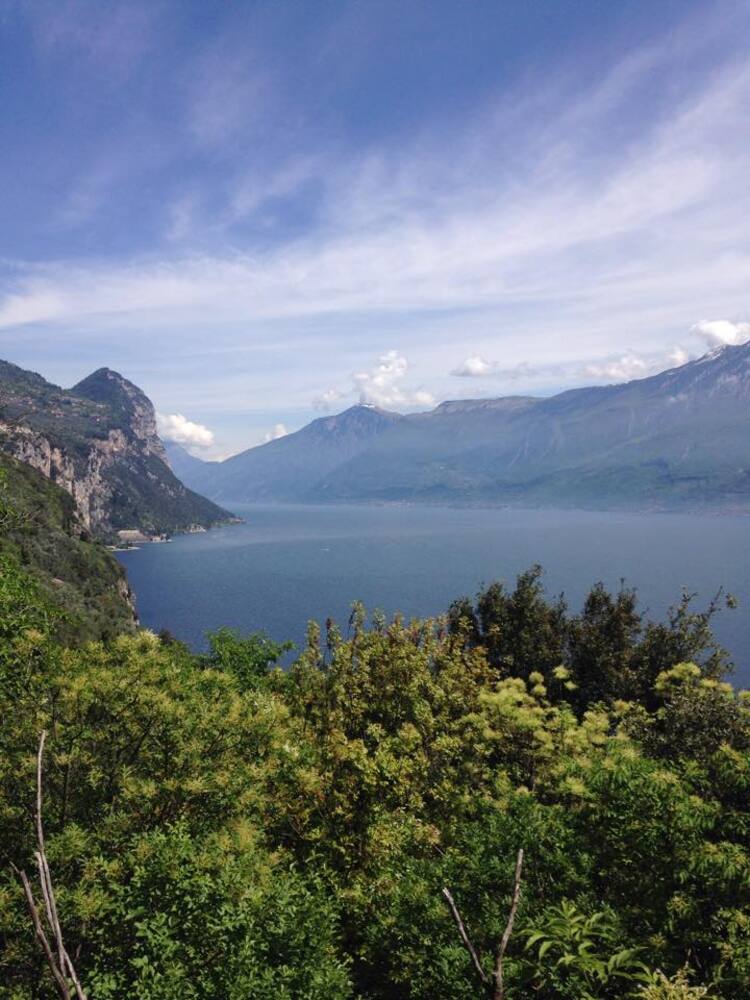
(170, 341, 750, 512)
(0, 360, 234, 538)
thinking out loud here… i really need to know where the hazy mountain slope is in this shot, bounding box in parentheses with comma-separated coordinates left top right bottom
(165, 441, 219, 484)
(0, 452, 136, 642)
(321, 342, 750, 507)
(0, 361, 234, 536)
(188, 405, 403, 502)
(156, 343, 750, 511)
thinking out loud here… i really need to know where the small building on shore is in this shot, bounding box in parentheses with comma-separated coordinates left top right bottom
(116, 529, 168, 544)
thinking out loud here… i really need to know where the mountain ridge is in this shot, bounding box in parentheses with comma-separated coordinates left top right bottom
(183, 403, 404, 502)
(178, 342, 750, 511)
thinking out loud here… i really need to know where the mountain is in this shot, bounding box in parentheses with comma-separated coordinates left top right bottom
(176, 343, 750, 511)
(0, 361, 235, 537)
(0, 451, 136, 642)
(165, 440, 220, 483)
(183, 404, 403, 502)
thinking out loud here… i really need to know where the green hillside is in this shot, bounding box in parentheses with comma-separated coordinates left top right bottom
(0, 453, 135, 642)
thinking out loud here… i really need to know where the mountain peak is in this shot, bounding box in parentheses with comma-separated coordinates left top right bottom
(340, 402, 399, 418)
(71, 368, 166, 457)
(72, 367, 145, 404)
(314, 403, 402, 434)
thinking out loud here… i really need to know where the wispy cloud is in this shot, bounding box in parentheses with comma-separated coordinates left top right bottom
(2, 1, 749, 450)
(4, 45, 748, 340)
(24, 0, 159, 77)
(312, 388, 345, 412)
(186, 51, 271, 149)
(452, 356, 540, 380)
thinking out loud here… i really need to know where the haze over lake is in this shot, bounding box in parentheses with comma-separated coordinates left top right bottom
(118, 503, 750, 685)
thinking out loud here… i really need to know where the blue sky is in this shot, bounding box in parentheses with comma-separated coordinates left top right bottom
(1, 0, 749, 456)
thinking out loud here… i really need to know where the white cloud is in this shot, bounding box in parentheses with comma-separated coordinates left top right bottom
(412, 389, 436, 407)
(4, 49, 750, 346)
(581, 339, 697, 385)
(452, 355, 496, 377)
(312, 388, 345, 411)
(582, 354, 650, 382)
(451, 356, 543, 382)
(156, 412, 215, 449)
(352, 350, 434, 409)
(310, 351, 435, 412)
(263, 422, 288, 442)
(668, 346, 691, 367)
(691, 319, 750, 348)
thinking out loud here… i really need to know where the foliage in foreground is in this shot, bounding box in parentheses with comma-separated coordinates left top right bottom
(0, 555, 748, 998)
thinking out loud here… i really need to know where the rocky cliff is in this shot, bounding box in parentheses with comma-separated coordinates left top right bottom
(0, 360, 234, 537)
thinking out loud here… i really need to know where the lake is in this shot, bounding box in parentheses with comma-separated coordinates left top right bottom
(118, 503, 750, 686)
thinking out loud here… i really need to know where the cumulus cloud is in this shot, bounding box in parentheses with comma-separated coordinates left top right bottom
(311, 351, 435, 412)
(263, 423, 288, 443)
(353, 350, 434, 409)
(691, 319, 750, 348)
(452, 355, 496, 377)
(156, 412, 215, 449)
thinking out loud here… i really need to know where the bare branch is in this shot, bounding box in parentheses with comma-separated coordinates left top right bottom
(492, 848, 524, 1000)
(35, 732, 67, 973)
(11, 732, 88, 1000)
(63, 945, 88, 1000)
(441, 887, 488, 986)
(442, 848, 525, 1000)
(11, 864, 71, 1000)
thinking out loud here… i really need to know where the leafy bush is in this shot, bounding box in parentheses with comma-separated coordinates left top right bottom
(0, 566, 747, 997)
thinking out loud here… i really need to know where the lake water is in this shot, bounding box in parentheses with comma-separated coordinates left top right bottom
(118, 503, 750, 686)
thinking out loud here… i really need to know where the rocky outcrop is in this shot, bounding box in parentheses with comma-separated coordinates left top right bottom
(0, 360, 235, 538)
(71, 367, 168, 461)
(0, 419, 128, 530)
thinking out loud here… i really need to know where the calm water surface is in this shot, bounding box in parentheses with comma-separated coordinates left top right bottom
(118, 504, 750, 685)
